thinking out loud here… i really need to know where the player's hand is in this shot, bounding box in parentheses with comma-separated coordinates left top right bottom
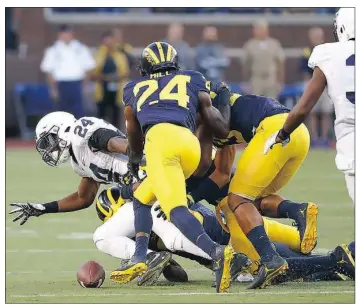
(153, 204, 167, 220)
(127, 161, 140, 180)
(263, 129, 290, 155)
(9, 203, 46, 225)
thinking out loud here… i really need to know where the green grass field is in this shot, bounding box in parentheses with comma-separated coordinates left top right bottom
(5, 149, 355, 303)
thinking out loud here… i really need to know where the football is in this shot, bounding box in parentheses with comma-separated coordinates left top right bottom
(76, 261, 105, 288)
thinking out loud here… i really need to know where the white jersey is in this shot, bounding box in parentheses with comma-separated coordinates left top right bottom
(308, 41, 355, 141)
(68, 117, 131, 185)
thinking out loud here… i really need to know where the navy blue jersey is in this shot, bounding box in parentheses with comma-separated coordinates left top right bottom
(123, 69, 209, 133)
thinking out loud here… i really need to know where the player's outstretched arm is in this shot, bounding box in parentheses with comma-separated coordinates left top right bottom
(264, 67, 326, 154)
(9, 178, 99, 225)
(198, 91, 230, 139)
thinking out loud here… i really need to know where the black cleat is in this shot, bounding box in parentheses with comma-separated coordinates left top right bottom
(333, 244, 355, 280)
(230, 253, 252, 281)
(137, 251, 172, 286)
(162, 258, 189, 283)
(248, 255, 288, 289)
(212, 245, 235, 293)
(293, 202, 318, 254)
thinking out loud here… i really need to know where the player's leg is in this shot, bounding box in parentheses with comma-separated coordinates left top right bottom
(151, 202, 211, 260)
(274, 244, 355, 285)
(345, 174, 355, 202)
(218, 197, 299, 272)
(93, 202, 142, 259)
(228, 119, 293, 288)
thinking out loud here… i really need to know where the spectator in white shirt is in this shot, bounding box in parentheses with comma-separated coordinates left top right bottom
(40, 24, 95, 118)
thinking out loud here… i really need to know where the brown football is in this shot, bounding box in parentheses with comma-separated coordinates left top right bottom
(76, 261, 105, 288)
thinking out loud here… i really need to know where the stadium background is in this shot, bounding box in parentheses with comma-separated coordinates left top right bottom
(5, 7, 354, 303)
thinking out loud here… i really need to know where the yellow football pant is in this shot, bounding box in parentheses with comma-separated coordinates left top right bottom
(134, 123, 201, 220)
(229, 113, 310, 200)
(216, 197, 301, 272)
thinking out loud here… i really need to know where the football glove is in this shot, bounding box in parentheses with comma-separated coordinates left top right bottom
(263, 129, 290, 155)
(9, 202, 46, 225)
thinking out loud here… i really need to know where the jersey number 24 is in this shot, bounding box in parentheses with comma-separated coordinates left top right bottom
(133, 75, 191, 112)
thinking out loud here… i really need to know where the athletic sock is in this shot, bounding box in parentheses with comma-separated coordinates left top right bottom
(246, 225, 277, 262)
(277, 200, 303, 220)
(132, 198, 152, 262)
(170, 206, 219, 259)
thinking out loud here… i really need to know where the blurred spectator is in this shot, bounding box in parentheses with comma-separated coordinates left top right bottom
(40, 25, 95, 118)
(195, 26, 229, 83)
(5, 8, 18, 50)
(242, 19, 285, 99)
(300, 27, 333, 147)
(93, 31, 129, 127)
(112, 28, 135, 70)
(165, 23, 194, 70)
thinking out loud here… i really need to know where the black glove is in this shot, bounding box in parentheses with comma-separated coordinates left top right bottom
(9, 203, 46, 225)
(127, 161, 140, 180)
(153, 204, 167, 220)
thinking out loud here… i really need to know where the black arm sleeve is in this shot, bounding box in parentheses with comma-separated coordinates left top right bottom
(88, 128, 125, 151)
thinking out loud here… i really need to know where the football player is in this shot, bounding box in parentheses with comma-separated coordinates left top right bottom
(116, 41, 235, 293)
(187, 82, 320, 274)
(8, 111, 174, 284)
(198, 80, 319, 288)
(264, 8, 355, 203)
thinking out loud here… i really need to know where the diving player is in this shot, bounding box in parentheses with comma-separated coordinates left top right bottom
(8, 111, 174, 285)
(264, 8, 355, 203)
(116, 41, 234, 293)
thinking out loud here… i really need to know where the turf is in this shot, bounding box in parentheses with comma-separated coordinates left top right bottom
(5, 149, 355, 303)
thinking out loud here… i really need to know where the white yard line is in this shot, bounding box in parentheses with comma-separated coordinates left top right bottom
(10, 290, 354, 299)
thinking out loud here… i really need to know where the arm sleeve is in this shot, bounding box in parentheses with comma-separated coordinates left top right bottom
(88, 128, 125, 151)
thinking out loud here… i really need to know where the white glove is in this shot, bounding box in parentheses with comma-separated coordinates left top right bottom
(263, 131, 290, 155)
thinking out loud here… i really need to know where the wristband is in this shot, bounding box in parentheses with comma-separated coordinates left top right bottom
(44, 201, 59, 213)
(278, 128, 290, 141)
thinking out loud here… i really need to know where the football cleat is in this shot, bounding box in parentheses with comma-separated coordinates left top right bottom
(230, 253, 252, 281)
(212, 245, 235, 293)
(137, 251, 172, 286)
(294, 202, 318, 254)
(162, 258, 189, 283)
(248, 255, 288, 289)
(333, 244, 355, 280)
(110, 260, 148, 284)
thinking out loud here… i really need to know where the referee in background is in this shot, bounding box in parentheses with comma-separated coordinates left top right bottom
(40, 25, 95, 118)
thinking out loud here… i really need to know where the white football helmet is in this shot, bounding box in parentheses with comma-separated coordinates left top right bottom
(334, 8, 355, 42)
(35, 111, 76, 167)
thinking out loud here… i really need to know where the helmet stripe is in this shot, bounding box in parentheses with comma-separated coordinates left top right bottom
(144, 47, 160, 64)
(96, 199, 111, 220)
(166, 44, 173, 61)
(107, 188, 117, 205)
(156, 42, 166, 62)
